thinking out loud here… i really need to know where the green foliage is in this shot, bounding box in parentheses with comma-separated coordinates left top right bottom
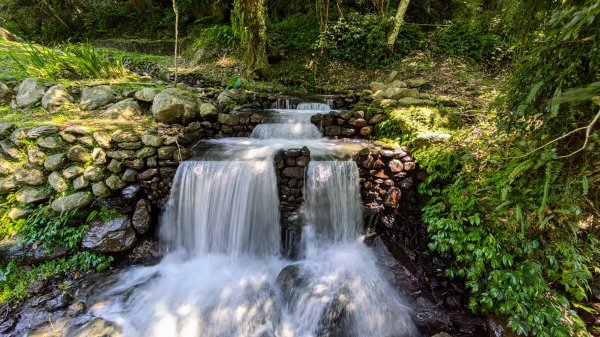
(0, 194, 24, 238)
(19, 205, 87, 250)
(10, 43, 126, 80)
(268, 14, 320, 57)
(319, 13, 424, 67)
(434, 18, 509, 65)
(184, 24, 236, 64)
(226, 77, 244, 90)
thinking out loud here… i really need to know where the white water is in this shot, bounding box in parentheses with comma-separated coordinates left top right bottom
(91, 103, 416, 337)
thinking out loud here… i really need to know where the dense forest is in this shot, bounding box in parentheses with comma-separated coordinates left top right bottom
(0, 1, 599, 337)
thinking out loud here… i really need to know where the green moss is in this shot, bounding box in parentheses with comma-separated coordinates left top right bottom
(389, 106, 463, 136)
(0, 39, 29, 81)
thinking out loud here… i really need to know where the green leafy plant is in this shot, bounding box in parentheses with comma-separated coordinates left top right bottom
(268, 14, 320, 57)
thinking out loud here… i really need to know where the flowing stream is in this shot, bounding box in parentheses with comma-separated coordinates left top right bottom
(91, 103, 417, 337)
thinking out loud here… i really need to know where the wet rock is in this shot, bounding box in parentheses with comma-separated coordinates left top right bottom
(51, 192, 93, 212)
(67, 145, 91, 163)
(93, 131, 112, 148)
(132, 199, 151, 234)
(41, 84, 73, 109)
(63, 165, 84, 180)
(152, 88, 199, 124)
(16, 78, 46, 107)
(276, 264, 308, 304)
(414, 309, 453, 335)
(138, 168, 158, 181)
(69, 317, 123, 337)
(80, 86, 116, 110)
(282, 167, 304, 179)
(82, 217, 137, 253)
(122, 168, 137, 182)
(105, 98, 142, 120)
(92, 181, 111, 197)
(431, 333, 452, 337)
(121, 184, 141, 200)
(15, 167, 45, 185)
(486, 315, 520, 337)
(134, 87, 158, 102)
(66, 301, 86, 317)
(16, 187, 52, 204)
(324, 126, 341, 136)
(48, 172, 69, 192)
(27, 125, 58, 139)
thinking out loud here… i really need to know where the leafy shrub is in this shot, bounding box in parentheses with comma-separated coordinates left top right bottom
(435, 18, 508, 65)
(268, 14, 320, 57)
(319, 13, 424, 67)
(11, 43, 126, 80)
(184, 24, 236, 64)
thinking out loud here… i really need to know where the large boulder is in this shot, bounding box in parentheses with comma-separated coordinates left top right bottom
(41, 84, 73, 109)
(80, 86, 116, 110)
(134, 87, 158, 102)
(104, 98, 143, 120)
(51, 192, 93, 212)
(412, 132, 452, 148)
(16, 78, 46, 107)
(82, 216, 137, 253)
(151, 88, 199, 124)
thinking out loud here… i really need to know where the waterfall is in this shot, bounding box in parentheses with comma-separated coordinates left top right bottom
(160, 160, 280, 256)
(305, 161, 362, 243)
(89, 102, 416, 337)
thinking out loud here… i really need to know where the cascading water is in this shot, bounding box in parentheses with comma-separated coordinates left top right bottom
(90, 102, 416, 337)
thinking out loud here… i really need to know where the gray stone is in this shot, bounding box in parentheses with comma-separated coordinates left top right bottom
(132, 199, 151, 234)
(389, 159, 404, 173)
(412, 133, 452, 148)
(369, 114, 385, 125)
(59, 131, 77, 143)
(63, 165, 84, 180)
(282, 167, 304, 179)
(107, 149, 135, 160)
(73, 175, 90, 190)
(67, 145, 91, 163)
(92, 181, 111, 197)
(0, 82, 11, 104)
(37, 136, 60, 149)
(64, 125, 92, 135)
(218, 113, 240, 126)
(16, 78, 45, 107)
(158, 146, 177, 160)
(324, 126, 341, 137)
(48, 171, 69, 192)
(83, 165, 104, 182)
(147, 156, 158, 167)
(360, 126, 373, 136)
(93, 131, 112, 148)
(44, 153, 67, 171)
(15, 167, 45, 185)
(82, 217, 137, 254)
(105, 174, 126, 190)
(15, 187, 51, 204)
(136, 147, 156, 159)
(8, 207, 29, 221)
(0, 159, 12, 175)
(151, 88, 199, 124)
(122, 168, 137, 182)
(105, 98, 143, 120)
(117, 141, 143, 150)
(200, 102, 218, 121)
(134, 87, 158, 102)
(0, 123, 15, 139)
(172, 148, 190, 161)
(92, 147, 107, 164)
(112, 131, 140, 143)
(141, 134, 162, 147)
(80, 86, 116, 110)
(51, 192, 93, 212)
(0, 178, 16, 194)
(0, 140, 22, 159)
(9, 127, 28, 146)
(138, 168, 158, 180)
(41, 84, 73, 109)
(78, 136, 94, 147)
(124, 159, 145, 170)
(27, 147, 45, 166)
(107, 160, 123, 173)
(217, 89, 248, 112)
(26, 125, 58, 139)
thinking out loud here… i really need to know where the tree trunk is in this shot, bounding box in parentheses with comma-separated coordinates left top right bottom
(234, 0, 271, 79)
(172, 0, 179, 85)
(387, 0, 410, 52)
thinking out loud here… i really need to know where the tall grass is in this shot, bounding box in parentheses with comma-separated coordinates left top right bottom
(10, 43, 126, 80)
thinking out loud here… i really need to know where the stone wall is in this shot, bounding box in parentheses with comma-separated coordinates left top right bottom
(274, 147, 310, 259)
(310, 110, 385, 138)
